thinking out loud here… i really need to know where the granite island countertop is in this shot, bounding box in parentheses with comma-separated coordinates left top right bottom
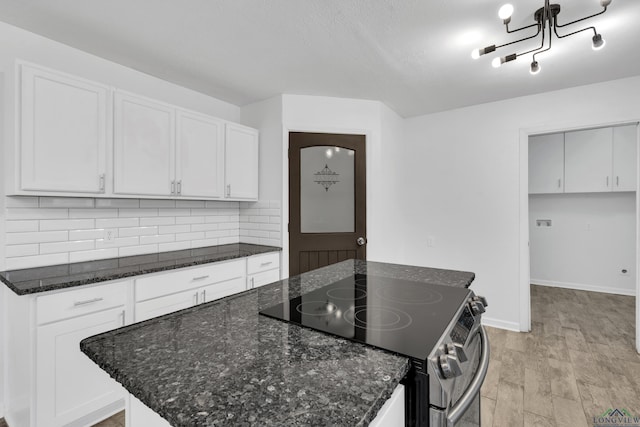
(81, 259, 475, 426)
(0, 243, 281, 295)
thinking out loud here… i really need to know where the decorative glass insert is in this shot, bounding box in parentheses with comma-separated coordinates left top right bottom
(300, 146, 355, 233)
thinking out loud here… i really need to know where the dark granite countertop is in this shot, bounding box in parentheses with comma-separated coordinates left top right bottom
(0, 243, 281, 295)
(81, 259, 475, 426)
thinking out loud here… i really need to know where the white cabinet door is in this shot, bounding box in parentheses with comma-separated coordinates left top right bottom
(176, 111, 225, 198)
(248, 269, 280, 290)
(613, 124, 638, 192)
(528, 133, 564, 194)
(20, 64, 108, 193)
(36, 307, 126, 427)
(200, 276, 246, 302)
(129, 395, 172, 427)
(564, 127, 613, 193)
(225, 123, 259, 199)
(114, 92, 175, 196)
(135, 289, 199, 322)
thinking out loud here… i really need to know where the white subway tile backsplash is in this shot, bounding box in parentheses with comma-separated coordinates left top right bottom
(69, 248, 119, 263)
(40, 240, 95, 255)
(140, 217, 175, 226)
(40, 219, 94, 231)
(118, 226, 159, 237)
(96, 218, 139, 228)
(69, 229, 105, 240)
(6, 220, 39, 232)
(175, 231, 205, 242)
(7, 208, 68, 220)
(140, 199, 176, 208)
(6, 244, 39, 257)
(119, 244, 158, 257)
(159, 224, 190, 235)
(158, 241, 191, 252)
(95, 199, 140, 208)
(39, 197, 94, 208)
(6, 196, 39, 208)
(70, 208, 117, 219)
(5, 253, 69, 270)
(6, 231, 68, 245)
(4, 195, 280, 269)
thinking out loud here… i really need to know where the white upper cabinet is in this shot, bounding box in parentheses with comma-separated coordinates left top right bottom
(20, 64, 108, 194)
(113, 91, 176, 196)
(176, 110, 225, 198)
(564, 127, 613, 193)
(225, 123, 259, 199)
(529, 133, 564, 194)
(612, 125, 638, 192)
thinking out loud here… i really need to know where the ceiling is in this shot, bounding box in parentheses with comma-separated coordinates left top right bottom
(0, 0, 638, 117)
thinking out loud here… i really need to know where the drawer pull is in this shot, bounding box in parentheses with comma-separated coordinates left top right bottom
(192, 275, 210, 281)
(260, 262, 273, 267)
(73, 297, 104, 307)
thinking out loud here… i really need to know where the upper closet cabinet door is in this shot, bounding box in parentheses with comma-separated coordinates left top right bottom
(613, 125, 638, 192)
(225, 123, 259, 200)
(564, 127, 613, 193)
(113, 92, 175, 196)
(528, 133, 564, 194)
(176, 111, 225, 198)
(20, 65, 108, 193)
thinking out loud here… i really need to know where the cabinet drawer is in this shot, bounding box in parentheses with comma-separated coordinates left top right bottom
(135, 289, 198, 322)
(135, 259, 245, 302)
(248, 268, 281, 290)
(37, 281, 128, 325)
(247, 252, 280, 275)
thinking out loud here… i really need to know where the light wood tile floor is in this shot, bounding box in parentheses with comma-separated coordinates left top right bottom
(92, 410, 125, 427)
(481, 285, 640, 427)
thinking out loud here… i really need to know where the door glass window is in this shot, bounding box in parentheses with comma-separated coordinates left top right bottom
(300, 146, 355, 233)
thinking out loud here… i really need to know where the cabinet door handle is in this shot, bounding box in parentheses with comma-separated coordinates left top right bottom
(99, 174, 105, 192)
(201, 290, 206, 302)
(177, 180, 182, 195)
(260, 261, 273, 267)
(251, 277, 255, 289)
(194, 292, 199, 305)
(73, 297, 104, 307)
(171, 181, 176, 194)
(606, 176, 609, 187)
(557, 178, 561, 189)
(617, 176, 620, 187)
(193, 275, 210, 281)
(120, 310, 126, 326)
(226, 184, 231, 197)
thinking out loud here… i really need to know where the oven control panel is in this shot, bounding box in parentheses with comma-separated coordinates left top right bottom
(450, 305, 475, 345)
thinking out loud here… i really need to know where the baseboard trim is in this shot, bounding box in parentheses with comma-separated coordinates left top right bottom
(481, 317, 521, 332)
(531, 279, 636, 296)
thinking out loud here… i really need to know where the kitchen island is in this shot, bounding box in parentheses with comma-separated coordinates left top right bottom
(81, 260, 475, 426)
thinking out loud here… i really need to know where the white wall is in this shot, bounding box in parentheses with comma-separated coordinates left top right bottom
(402, 75, 640, 331)
(0, 71, 5, 418)
(530, 193, 636, 295)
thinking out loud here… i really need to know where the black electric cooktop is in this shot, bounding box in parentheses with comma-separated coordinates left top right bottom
(259, 274, 473, 361)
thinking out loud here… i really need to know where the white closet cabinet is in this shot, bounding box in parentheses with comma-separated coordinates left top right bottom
(613, 125, 638, 192)
(529, 133, 564, 194)
(564, 127, 613, 193)
(176, 111, 225, 198)
(225, 123, 259, 199)
(113, 91, 176, 196)
(20, 63, 108, 194)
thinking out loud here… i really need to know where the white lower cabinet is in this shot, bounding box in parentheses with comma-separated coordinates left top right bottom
(128, 395, 172, 427)
(369, 384, 405, 427)
(246, 252, 280, 290)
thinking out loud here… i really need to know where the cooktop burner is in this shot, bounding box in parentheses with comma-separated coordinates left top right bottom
(259, 274, 472, 361)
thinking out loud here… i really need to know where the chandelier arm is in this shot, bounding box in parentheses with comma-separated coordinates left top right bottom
(505, 22, 540, 34)
(553, 23, 598, 39)
(555, 6, 607, 29)
(494, 24, 542, 50)
(532, 21, 553, 63)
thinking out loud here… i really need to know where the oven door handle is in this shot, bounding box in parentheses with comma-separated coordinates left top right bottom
(446, 326, 490, 427)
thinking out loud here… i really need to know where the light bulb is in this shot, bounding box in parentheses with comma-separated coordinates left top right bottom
(492, 57, 502, 68)
(325, 148, 333, 158)
(600, 0, 612, 7)
(471, 49, 481, 59)
(592, 34, 605, 50)
(498, 4, 514, 20)
(530, 61, 541, 75)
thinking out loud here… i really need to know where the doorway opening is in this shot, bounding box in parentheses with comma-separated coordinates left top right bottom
(288, 132, 367, 276)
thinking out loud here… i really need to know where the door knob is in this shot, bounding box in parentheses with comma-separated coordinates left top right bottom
(356, 237, 366, 246)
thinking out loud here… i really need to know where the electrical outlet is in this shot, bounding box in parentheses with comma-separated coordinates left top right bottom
(104, 229, 117, 245)
(620, 268, 629, 276)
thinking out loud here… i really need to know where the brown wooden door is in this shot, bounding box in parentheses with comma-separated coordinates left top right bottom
(289, 132, 366, 276)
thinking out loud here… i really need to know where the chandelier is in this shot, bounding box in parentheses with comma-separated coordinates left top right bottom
(472, 0, 612, 75)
